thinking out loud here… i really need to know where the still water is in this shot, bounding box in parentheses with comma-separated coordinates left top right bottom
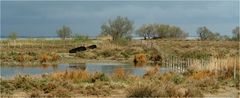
(1, 63, 175, 78)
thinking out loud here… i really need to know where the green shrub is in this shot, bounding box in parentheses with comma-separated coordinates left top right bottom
(91, 72, 110, 82)
(13, 75, 36, 91)
(171, 75, 185, 84)
(0, 80, 15, 94)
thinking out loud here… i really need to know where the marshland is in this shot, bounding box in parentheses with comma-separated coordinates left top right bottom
(1, 38, 239, 97)
(1, 1, 240, 97)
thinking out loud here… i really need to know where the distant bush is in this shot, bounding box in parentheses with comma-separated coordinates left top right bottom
(73, 34, 89, 42)
(197, 26, 221, 40)
(8, 32, 18, 40)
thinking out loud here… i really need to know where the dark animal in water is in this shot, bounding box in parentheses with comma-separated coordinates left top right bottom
(87, 45, 97, 49)
(69, 46, 87, 53)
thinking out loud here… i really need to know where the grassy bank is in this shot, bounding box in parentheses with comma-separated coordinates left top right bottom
(0, 39, 239, 65)
(1, 66, 239, 97)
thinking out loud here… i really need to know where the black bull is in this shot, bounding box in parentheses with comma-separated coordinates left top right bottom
(87, 45, 97, 49)
(69, 45, 97, 53)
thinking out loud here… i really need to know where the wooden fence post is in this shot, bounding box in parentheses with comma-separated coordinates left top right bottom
(171, 56, 173, 69)
(233, 57, 236, 80)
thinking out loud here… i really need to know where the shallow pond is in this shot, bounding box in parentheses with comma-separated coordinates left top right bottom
(1, 63, 176, 78)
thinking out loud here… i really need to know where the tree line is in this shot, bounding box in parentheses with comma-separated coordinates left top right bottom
(137, 24, 187, 39)
(8, 16, 239, 41)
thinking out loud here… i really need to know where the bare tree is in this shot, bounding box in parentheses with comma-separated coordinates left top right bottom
(137, 24, 187, 39)
(8, 32, 17, 40)
(136, 24, 154, 40)
(197, 26, 219, 40)
(101, 16, 133, 41)
(56, 25, 72, 40)
(232, 26, 240, 41)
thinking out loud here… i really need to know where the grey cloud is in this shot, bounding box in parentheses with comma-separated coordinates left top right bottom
(1, 1, 239, 37)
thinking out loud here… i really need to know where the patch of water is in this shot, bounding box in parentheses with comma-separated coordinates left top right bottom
(0, 63, 175, 78)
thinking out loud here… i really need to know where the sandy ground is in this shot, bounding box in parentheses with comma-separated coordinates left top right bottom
(203, 86, 239, 98)
(2, 86, 239, 97)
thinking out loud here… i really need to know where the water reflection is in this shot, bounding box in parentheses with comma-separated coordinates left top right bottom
(134, 62, 146, 67)
(41, 64, 58, 70)
(1, 63, 175, 78)
(69, 63, 86, 70)
(1, 64, 68, 78)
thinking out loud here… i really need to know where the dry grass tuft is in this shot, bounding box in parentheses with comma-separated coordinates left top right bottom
(15, 54, 33, 63)
(50, 53, 61, 61)
(189, 70, 216, 80)
(39, 53, 50, 63)
(134, 54, 147, 63)
(127, 81, 160, 97)
(38, 52, 61, 63)
(127, 80, 203, 97)
(143, 66, 159, 78)
(16, 54, 25, 63)
(52, 70, 90, 81)
(189, 57, 239, 79)
(113, 67, 127, 79)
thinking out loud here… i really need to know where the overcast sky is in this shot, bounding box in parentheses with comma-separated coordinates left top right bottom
(1, 1, 239, 37)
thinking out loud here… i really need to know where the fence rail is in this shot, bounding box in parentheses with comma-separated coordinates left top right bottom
(160, 56, 239, 79)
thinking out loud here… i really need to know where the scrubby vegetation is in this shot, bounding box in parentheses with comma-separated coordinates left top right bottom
(1, 65, 239, 97)
(1, 39, 238, 65)
(0, 38, 239, 97)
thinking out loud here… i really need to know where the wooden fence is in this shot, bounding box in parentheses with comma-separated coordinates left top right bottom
(160, 56, 239, 79)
